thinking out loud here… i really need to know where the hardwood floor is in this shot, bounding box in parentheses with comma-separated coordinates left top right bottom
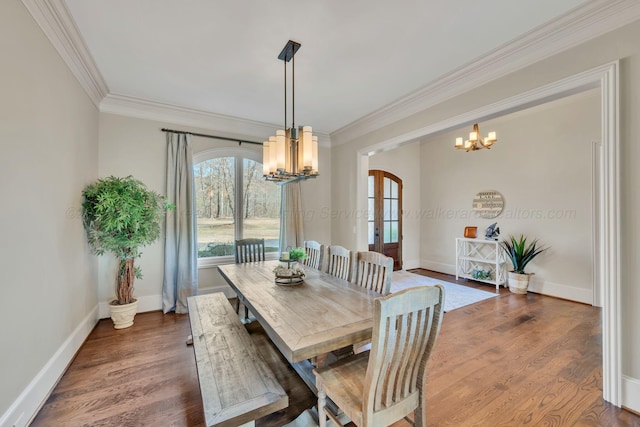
(31, 270, 640, 426)
(30, 310, 314, 427)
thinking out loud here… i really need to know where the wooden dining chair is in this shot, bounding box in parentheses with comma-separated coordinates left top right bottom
(352, 251, 394, 296)
(325, 245, 354, 282)
(302, 240, 324, 270)
(350, 251, 394, 354)
(234, 238, 265, 263)
(234, 238, 265, 321)
(314, 285, 445, 427)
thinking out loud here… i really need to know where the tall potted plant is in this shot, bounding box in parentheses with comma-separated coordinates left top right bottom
(82, 176, 170, 329)
(500, 235, 548, 294)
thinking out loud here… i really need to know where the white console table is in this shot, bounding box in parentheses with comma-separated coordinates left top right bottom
(455, 238, 507, 291)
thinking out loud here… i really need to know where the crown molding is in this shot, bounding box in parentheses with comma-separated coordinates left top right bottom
(21, 0, 108, 107)
(24, 0, 639, 147)
(100, 94, 332, 147)
(357, 62, 612, 156)
(331, 0, 640, 146)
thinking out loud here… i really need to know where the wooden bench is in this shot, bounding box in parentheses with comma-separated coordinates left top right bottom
(187, 292, 288, 427)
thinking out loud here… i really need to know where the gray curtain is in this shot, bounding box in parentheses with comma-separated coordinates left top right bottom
(163, 132, 198, 313)
(279, 181, 305, 251)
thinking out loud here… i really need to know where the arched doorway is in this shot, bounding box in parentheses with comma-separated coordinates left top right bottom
(368, 170, 402, 270)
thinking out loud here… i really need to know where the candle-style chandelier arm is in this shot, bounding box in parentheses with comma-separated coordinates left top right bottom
(454, 123, 497, 152)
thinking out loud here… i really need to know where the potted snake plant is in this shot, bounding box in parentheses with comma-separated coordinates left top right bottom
(82, 176, 171, 329)
(500, 235, 548, 294)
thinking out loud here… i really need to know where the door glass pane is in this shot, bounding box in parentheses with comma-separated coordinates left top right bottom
(194, 157, 236, 257)
(384, 177, 391, 198)
(368, 222, 375, 245)
(368, 198, 374, 221)
(391, 180, 398, 199)
(390, 221, 398, 242)
(384, 222, 391, 243)
(243, 158, 281, 254)
(368, 175, 374, 198)
(391, 199, 398, 220)
(384, 199, 391, 220)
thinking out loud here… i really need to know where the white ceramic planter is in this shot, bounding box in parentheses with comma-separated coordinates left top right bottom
(109, 299, 139, 329)
(507, 272, 532, 294)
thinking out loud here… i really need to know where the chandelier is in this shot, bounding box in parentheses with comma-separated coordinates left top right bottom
(263, 40, 319, 184)
(454, 123, 497, 151)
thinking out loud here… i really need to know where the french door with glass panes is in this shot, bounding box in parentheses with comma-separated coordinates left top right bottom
(368, 170, 402, 270)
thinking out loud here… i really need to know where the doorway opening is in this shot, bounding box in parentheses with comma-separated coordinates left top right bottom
(355, 62, 621, 405)
(368, 170, 402, 270)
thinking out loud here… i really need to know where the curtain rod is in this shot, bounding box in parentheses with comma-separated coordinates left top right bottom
(161, 128, 262, 146)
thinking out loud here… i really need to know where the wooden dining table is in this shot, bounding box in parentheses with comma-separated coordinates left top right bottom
(217, 260, 378, 393)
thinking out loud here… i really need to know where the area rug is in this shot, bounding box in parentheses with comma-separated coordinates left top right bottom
(391, 270, 498, 312)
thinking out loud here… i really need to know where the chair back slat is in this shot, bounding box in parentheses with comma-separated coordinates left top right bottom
(387, 312, 414, 406)
(235, 238, 266, 264)
(303, 240, 324, 270)
(326, 245, 353, 281)
(354, 251, 394, 295)
(363, 286, 444, 422)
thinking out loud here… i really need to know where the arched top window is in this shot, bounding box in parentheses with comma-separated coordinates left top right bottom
(194, 147, 281, 266)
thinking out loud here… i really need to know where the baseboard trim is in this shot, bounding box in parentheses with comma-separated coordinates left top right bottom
(97, 287, 242, 318)
(97, 288, 237, 318)
(402, 259, 420, 270)
(419, 259, 593, 304)
(622, 375, 640, 413)
(527, 278, 593, 305)
(98, 294, 163, 319)
(0, 306, 99, 427)
(419, 260, 456, 276)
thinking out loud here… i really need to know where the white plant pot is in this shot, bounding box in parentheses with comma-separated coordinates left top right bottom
(109, 299, 138, 329)
(507, 272, 532, 294)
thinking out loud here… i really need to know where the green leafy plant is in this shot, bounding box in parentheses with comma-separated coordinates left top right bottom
(82, 176, 172, 305)
(288, 247, 307, 261)
(472, 269, 492, 280)
(500, 235, 548, 274)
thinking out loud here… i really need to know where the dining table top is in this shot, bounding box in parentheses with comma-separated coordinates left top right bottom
(217, 260, 378, 364)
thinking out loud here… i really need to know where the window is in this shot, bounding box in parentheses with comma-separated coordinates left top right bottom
(194, 148, 280, 265)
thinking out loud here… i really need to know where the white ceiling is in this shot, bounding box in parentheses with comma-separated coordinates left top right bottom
(64, 0, 590, 134)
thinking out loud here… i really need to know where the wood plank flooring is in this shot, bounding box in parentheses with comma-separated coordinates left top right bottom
(31, 270, 640, 426)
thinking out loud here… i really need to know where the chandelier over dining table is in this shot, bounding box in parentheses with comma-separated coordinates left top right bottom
(263, 40, 319, 184)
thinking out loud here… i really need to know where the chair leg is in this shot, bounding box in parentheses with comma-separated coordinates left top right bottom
(414, 389, 427, 427)
(318, 389, 327, 427)
(244, 305, 249, 322)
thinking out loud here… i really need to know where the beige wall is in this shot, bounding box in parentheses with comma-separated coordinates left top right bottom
(331, 19, 640, 384)
(4, 0, 639, 419)
(97, 114, 167, 306)
(98, 113, 332, 303)
(368, 143, 422, 269)
(420, 91, 599, 302)
(0, 0, 99, 421)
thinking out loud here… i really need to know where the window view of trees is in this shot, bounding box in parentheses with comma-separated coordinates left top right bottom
(194, 156, 280, 258)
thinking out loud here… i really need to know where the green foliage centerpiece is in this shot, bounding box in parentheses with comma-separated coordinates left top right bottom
(274, 247, 307, 285)
(288, 247, 307, 261)
(82, 176, 171, 328)
(500, 235, 548, 294)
